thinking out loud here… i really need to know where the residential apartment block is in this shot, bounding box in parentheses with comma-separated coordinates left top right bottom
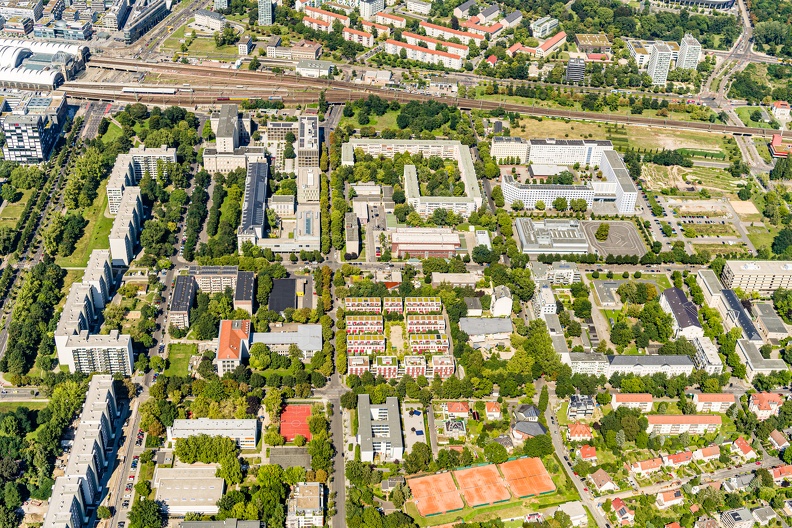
(109, 187, 144, 266)
(409, 334, 449, 353)
(406, 315, 445, 333)
(346, 315, 384, 334)
(357, 394, 404, 462)
(286, 482, 325, 528)
(737, 339, 789, 381)
(660, 287, 704, 340)
(348, 355, 371, 376)
(693, 393, 735, 413)
(530, 15, 558, 38)
(692, 336, 723, 375)
(343, 27, 374, 46)
(645, 415, 721, 435)
(344, 297, 383, 313)
(384, 297, 403, 313)
(169, 275, 197, 330)
(491, 136, 530, 163)
(721, 260, 792, 294)
(402, 31, 469, 57)
(605, 355, 694, 377)
(347, 335, 386, 355)
(527, 138, 613, 166)
(405, 297, 442, 313)
(612, 393, 653, 413)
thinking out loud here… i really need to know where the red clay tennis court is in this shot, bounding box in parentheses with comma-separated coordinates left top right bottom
(408, 473, 464, 516)
(279, 404, 312, 442)
(499, 457, 556, 498)
(453, 465, 511, 507)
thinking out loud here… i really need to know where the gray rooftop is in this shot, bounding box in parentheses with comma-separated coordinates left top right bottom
(252, 324, 323, 352)
(602, 150, 638, 193)
(196, 8, 224, 20)
(268, 446, 311, 469)
(529, 138, 613, 147)
(607, 355, 694, 367)
(754, 303, 788, 335)
(456, 0, 475, 11)
(721, 290, 762, 341)
(503, 10, 521, 23)
(170, 275, 196, 313)
(217, 104, 237, 140)
(569, 352, 609, 364)
(181, 520, 260, 528)
(234, 271, 255, 303)
(738, 339, 788, 371)
(358, 394, 403, 456)
(239, 162, 269, 236)
(662, 287, 701, 330)
(458, 317, 513, 336)
(464, 297, 482, 310)
(512, 421, 547, 437)
(479, 4, 499, 17)
(515, 218, 589, 253)
(697, 269, 723, 296)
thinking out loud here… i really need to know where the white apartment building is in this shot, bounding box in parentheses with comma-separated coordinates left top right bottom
(530, 16, 558, 38)
(375, 12, 405, 27)
(61, 330, 134, 376)
(403, 31, 469, 57)
(606, 355, 694, 377)
(601, 150, 638, 215)
(677, 33, 701, 70)
(106, 155, 135, 215)
(347, 335, 386, 355)
(358, 0, 383, 19)
(626, 39, 679, 69)
(109, 187, 144, 266)
(167, 419, 259, 449)
(409, 334, 449, 354)
(82, 249, 113, 310)
(693, 393, 735, 413)
(405, 297, 442, 314)
(534, 285, 557, 316)
(348, 355, 370, 376)
(645, 415, 721, 435)
(286, 482, 325, 528)
(612, 393, 653, 413)
(527, 138, 613, 166)
(697, 269, 724, 307)
(647, 42, 673, 85)
(344, 297, 383, 313)
(565, 352, 609, 376)
(419, 20, 484, 46)
(502, 177, 595, 211)
(406, 315, 445, 333)
(194, 9, 226, 31)
(304, 5, 349, 25)
(303, 16, 330, 32)
(343, 27, 374, 47)
(346, 315, 384, 334)
(128, 145, 177, 179)
(405, 0, 430, 14)
(721, 260, 792, 294)
(491, 136, 530, 163)
(404, 165, 476, 216)
(692, 336, 723, 375)
(357, 395, 404, 462)
(384, 39, 463, 69)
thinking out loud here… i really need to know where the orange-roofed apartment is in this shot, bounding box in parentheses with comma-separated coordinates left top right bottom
(693, 393, 735, 413)
(214, 319, 251, 375)
(537, 31, 567, 58)
(567, 422, 593, 442)
(578, 445, 597, 463)
(732, 437, 757, 460)
(749, 392, 783, 421)
(662, 450, 692, 468)
(693, 445, 720, 463)
(419, 21, 484, 45)
(402, 31, 469, 57)
(656, 489, 684, 510)
(612, 393, 653, 413)
(304, 6, 350, 26)
(343, 27, 375, 47)
(384, 40, 463, 69)
(771, 134, 792, 158)
(303, 16, 331, 32)
(630, 457, 663, 476)
(646, 415, 721, 435)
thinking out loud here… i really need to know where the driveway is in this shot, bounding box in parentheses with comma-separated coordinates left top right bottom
(403, 404, 426, 453)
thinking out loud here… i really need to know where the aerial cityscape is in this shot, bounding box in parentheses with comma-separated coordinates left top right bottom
(0, 0, 790, 526)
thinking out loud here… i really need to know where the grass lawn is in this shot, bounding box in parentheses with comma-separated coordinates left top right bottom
(746, 225, 778, 251)
(692, 242, 749, 256)
(689, 223, 739, 237)
(339, 109, 400, 131)
(165, 344, 197, 377)
(60, 270, 86, 305)
(645, 273, 672, 290)
(101, 122, 123, 144)
(56, 181, 113, 268)
(0, 400, 48, 413)
(753, 138, 774, 164)
(735, 106, 776, 129)
(642, 163, 739, 197)
(406, 499, 528, 528)
(0, 188, 35, 229)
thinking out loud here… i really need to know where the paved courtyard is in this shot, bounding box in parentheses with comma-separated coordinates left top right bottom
(582, 220, 647, 257)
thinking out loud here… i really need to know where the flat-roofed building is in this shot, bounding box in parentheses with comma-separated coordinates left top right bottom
(234, 271, 255, 314)
(719, 289, 763, 343)
(491, 136, 530, 163)
(515, 218, 589, 255)
(626, 39, 680, 68)
(270, 194, 296, 219)
(128, 144, 177, 179)
(357, 394, 403, 462)
(286, 482, 325, 528)
(458, 317, 511, 349)
(297, 116, 319, 168)
(169, 275, 196, 329)
(409, 333, 449, 354)
(237, 162, 269, 247)
(402, 355, 426, 378)
(575, 33, 611, 52)
(566, 352, 609, 376)
(606, 355, 694, 377)
(83, 249, 112, 310)
(527, 138, 613, 166)
(60, 330, 133, 376)
(406, 314, 445, 333)
(266, 120, 299, 142)
(390, 227, 461, 258)
(530, 15, 558, 38)
(214, 104, 240, 153)
(347, 334, 386, 355)
(167, 419, 259, 449)
(753, 302, 788, 342)
(647, 41, 672, 85)
(697, 269, 724, 307)
(252, 324, 323, 359)
(297, 167, 321, 202)
(405, 297, 442, 314)
(154, 466, 225, 515)
(188, 266, 239, 293)
(737, 339, 789, 381)
(678, 33, 701, 70)
(181, 519, 261, 528)
(43, 476, 87, 528)
(601, 150, 638, 214)
(534, 284, 557, 316)
(431, 354, 455, 378)
(646, 414, 721, 435)
(109, 187, 143, 266)
(346, 315, 384, 334)
(430, 272, 478, 288)
(344, 297, 382, 313)
(344, 212, 360, 257)
(692, 336, 722, 375)
(347, 355, 370, 376)
(384, 297, 403, 313)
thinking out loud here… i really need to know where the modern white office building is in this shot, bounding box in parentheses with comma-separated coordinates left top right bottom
(530, 15, 558, 38)
(721, 261, 792, 294)
(491, 136, 530, 163)
(647, 42, 673, 85)
(502, 176, 596, 211)
(297, 167, 321, 202)
(605, 355, 695, 377)
(357, 394, 404, 462)
(167, 419, 259, 449)
(677, 33, 701, 70)
(515, 218, 590, 255)
(258, 0, 273, 24)
(109, 187, 144, 266)
(527, 138, 613, 166)
(627, 39, 680, 69)
(297, 116, 320, 168)
(342, 139, 482, 216)
(601, 150, 638, 214)
(736, 339, 789, 381)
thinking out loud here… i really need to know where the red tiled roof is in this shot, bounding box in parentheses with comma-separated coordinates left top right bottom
(485, 401, 500, 413)
(486, 54, 497, 65)
(568, 422, 592, 438)
(694, 393, 735, 402)
(419, 21, 484, 40)
(695, 445, 720, 459)
(402, 31, 468, 51)
(733, 437, 754, 456)
(377, 12, 405, 22)
(750, 392, 783, 411)
(665, 451, 692, 465)
(666, 523, 682, 528)
(217, 319, 250, 360)
(579, 445, 597, 460)
(305, 5, 349, 21)
(774, 464, 792, 480)
(540, 31, 566, 52)
(587, 53, 607, 60)
(770, 429, 789, 447)
(773, 101, 790, 109)
(385, 39, 463, 60)
(615, 393, 653, 402)
(344, 27, 373, 38)
(771, 134, 792, 158)
(446, 401, 470, 413)
(633, 457, 663, 472)
(303, 15, 330, 27)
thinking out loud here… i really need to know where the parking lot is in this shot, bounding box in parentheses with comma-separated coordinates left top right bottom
(403, 404, 426, 453)
(582, 221, 647, 257)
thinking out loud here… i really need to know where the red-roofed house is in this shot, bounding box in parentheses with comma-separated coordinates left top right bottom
(693, 445, 720, 463)
(214, 319, 251, 376)
(771, 134, 792, 158)
(537, 31, 567, 58)
(732, 437, 757, 460)
(384, 39, 463, 69)
(402, 31, 469, 57)
(630, 457, 663, 476)
(663, 450, 693, 468)
(666, 523, 682, 528)
(773, 464, 792, 483)
(693, 393, 735, 413)
(361, 20, 390, 36)
(612, 498, 634, 525)
(578, 445, 597, 463)
(567, 422, 593, 442)
(772, 101, 791, 120)
(444, 401, 470, 418)
(486, 55, 498, 66)
(460, 19, 503, 37)
(375, 12, 406, 27)
(485, 401, 501, 420)
(656, 489, 684, 510)
(612, 393, 653, 413)
(770, 429, 790, 451)
(749, 393, 783, 421)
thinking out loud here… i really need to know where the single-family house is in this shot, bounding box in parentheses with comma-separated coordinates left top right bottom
(485, 401, 501, 420)
(656, 489, 684, 510)
(692, 445, 720, 463)
(662, 450, 693, 468)
(732, 437, 757, 460)
(578, 445, 597, 463)
(770, 429, 789, 450)
(514, 404, 541, 422)
(567, 422, 593, 442)
(773, 464, 792, 483)
(612, 498, 634, 525)
(444, 401, 470, 419)
(590, 468, 618, 493)
(630, 457, 663, 476)
(511, 421, 547, 442)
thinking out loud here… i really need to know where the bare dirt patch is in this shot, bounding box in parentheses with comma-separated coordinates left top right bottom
(729, 200, 760, 216)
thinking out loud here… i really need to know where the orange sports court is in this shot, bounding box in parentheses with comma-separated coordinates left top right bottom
(453, 465, 511, 507)
(499, 457, 556, 498)
(407, 472, 464, 516)
(279, 404, 312, 442)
